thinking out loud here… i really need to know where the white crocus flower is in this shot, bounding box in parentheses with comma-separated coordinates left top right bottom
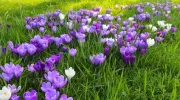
(166, 23, 172, 31)
(65, 67, 76, 80)
(67, 21, 73, 30)
(102, 24, 109, 30)
(98, 15, 102, 18)
(157, 21, 166, 28)
(146, 24, 153, 29)
(0, 86, 11, 100)
(83, 25, 89, 32)
(147, 38, 155, 47)
(87, 18, 92, 24)
(128, 17, 134, 21)
(167, 11, 171, 14)
(152, 8, 155, 10)
(93, 12, 98, 17)
(152, 26, 157, 32)
(59, 13, 65, 20)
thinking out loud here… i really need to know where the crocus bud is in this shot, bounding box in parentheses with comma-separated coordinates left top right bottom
(104, 46, 110, 55)
(171, 27, 177, 32)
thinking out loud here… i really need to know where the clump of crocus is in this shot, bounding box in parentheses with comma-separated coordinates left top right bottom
(28, 53, 63, 72)
(44, 71, 67, 89)
(23, 90, 37, 100)
(8, 41, 37, 56)
(0, 63, 24, 82)
(41, 70, 70, 99)
(120, 44, 137, 64)
(8, 84, 21, 100)
(89, 53, 106, 65)
(41, 82, 60, 100)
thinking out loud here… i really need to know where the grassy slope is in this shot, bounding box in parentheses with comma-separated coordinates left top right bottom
(0, 0, 180, 99)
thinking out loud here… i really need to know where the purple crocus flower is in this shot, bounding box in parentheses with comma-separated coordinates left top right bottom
(60, 34, 72, 43)
(52, 75, 68, 89)
(137, 7, 144, 13)
(34, 61, 45, 72)
(41, 82, 54, 92)
(44, 71, 60, 83)
(16, 44, 27, 56)
(1, 47, 6, 54)
(52, 26, 57, 33)
(48, 22, 53, 27)
(120, 45, 137, 64)
(122, 20, 129, 26)
(171, 27, 177, 32)
(8, 84, 21, 94)
(52, 37, 63, 47)
(23, 90, 37, 100)
(25, 17, 31, 23)
(59, 94, 73, 100)
(39, 27, 45, 33)
(89, 53, 106, 65)
(8, 41, 14, 51)
(0, 63, 23, 81)
(103, 38, 115, 47)
(45, 89, 60, 100)
(50, 53, 63, 63)
(26, 44, 37, 55)
(155, 36, 164, 42)
(26, 25, 32, 30)
(30, 21, 37, 28)
(75, 32, 86, 42)
(153, 11, 161, 16)
(104, 46, 110, 55)
(140, 32, 149, 40)
(120, 45, 137, 56)
(162, 29, 168, 36)
(45, 53, 63, 71)
(117, 17, 121, 23)
(137, 13, 146, 21)
(69, 48, 77, 57)
(27, 64, 36, 72)
(45, 58, 55, 71)
(0, 63, 15, 74)
(13, 64, 24, 78)
(62, 46, 68, 52)
(0, 72, 14, 82)
(10, 95, 20, 100)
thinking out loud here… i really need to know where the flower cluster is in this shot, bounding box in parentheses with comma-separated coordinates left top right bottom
(0, 63, 24, 82)
(28, 53, 63, 72)
(42, 70, 69, 100)
(0, 84, 21, 100)
(89, 53, 106, 65)
(8, 34, 74, 56)
(23, 90, 37, 100)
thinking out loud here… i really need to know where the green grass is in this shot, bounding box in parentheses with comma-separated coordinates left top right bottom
(0, 0, 180, 99)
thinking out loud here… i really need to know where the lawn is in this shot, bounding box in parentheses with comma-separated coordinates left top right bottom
(0, 0, 180, 100)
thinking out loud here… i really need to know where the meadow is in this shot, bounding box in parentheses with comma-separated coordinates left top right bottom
(0, 0, 180, 100)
